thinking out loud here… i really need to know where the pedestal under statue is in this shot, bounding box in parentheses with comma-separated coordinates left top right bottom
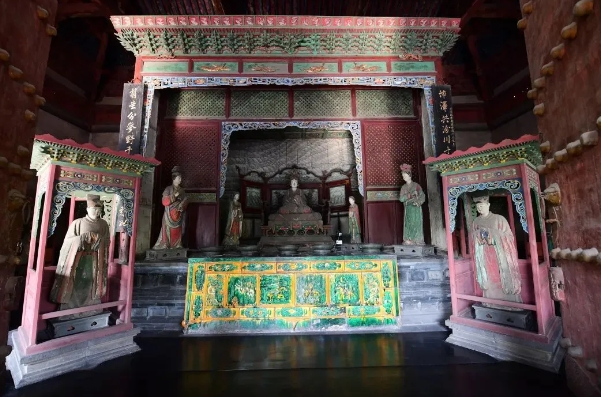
(146, 166, 189, 261)
(471, 195, 523, 309)
(260, 175, 332, 246)
(49, 194, 111, 336)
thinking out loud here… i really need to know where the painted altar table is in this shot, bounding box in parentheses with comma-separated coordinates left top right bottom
(183, 255, 400, 334)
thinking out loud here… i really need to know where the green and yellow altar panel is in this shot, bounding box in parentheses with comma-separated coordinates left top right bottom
(183, 255, 401, 334)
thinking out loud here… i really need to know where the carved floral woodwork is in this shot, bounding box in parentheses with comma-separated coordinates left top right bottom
(549, 267, 565, 301)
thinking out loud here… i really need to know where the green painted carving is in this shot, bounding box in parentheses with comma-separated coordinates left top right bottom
(206, 275, 224, 306)
(166, 90, 226, 118)
(227, 276, 257, 306)
(383, 291, 393, 315)
(279, 263, 308, 272)
(356, 89, 413, 118)
(192, 295, 203, 320)
(330, 274, 360, 305)
(425, 139, 543, 175)
(348, 306, 380, 316)
(313, 261, 342, 271)
(230, 90, 289, 119)
(243, 62, 288, 74)
(293, 62, 338, 74)
(348, 317, 386, 327)
(241, 308, 271, 319)
(342, 61, 387, 73)
(209, 263, 237, 272)
(312, 306, 346, 316)
(381, 262, 392, 288)
(277, 307, 307, 317)
(260, 275, 292, 305)
(296, 274, 326, 305)
(194, 266, 205, 292)
(345, 261, 378, 271)
(207, 308, 235, 318)
(242, 263, 274, 272)
(142, 61, 188, 73)
(116, 29, 459, 58)
(193, 62, 238, 73)
(363, 273, 381, 305)
(391, 61, 436, 73)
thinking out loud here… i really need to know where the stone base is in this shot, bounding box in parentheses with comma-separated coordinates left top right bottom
(145, 248, 188, 261)
(445, 317, 564, 373)
(259, 235, 333, 247)
(472, 304, 535, 331)
(393, 244, 435, 257)
(49, 312, 111, 338)
(6, 327, 140, 388)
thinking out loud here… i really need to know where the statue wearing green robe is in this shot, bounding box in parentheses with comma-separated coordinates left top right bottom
(399, 164, 426, 245)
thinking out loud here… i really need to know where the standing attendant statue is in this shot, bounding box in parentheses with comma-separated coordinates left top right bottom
(223, 192, 243, 247)
(399, 164, 426, 245)
(348, 196, 362, 243)
(471, 195, 522, 308)
(49, 194, 109, 318)
(153, 166, 189, 250)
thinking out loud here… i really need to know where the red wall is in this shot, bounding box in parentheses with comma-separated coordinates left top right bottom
(363, 120, 426, 244)
(519, 1, 601, 395)
(155, 120, 221, 248)
(0, 0, 58, 386)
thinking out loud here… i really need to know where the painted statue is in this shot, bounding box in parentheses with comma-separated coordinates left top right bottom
(471, 195, 522, 308)
(49, 194, 109, 318)
(153, 166, 189, 250)
(399, 164, 426, 245)
(348, 196, 362, 243)
(269, 176, 321, 221)
(223, 192, 243, 246)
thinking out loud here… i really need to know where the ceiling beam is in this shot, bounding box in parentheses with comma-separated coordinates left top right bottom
(461, 1, 521, 29)
(211, 0, 225, 14)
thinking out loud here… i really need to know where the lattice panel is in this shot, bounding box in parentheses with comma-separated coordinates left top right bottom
(356, 89, 414, 118)
(294, 90, 352, 118)
(166, 90, 226, 118)
(364, 122, 422, 186)
(161, 124, 219, 188)
(231, 90, 289, 119)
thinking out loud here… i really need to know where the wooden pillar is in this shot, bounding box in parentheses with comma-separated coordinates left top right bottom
(420, 92, 447, 249)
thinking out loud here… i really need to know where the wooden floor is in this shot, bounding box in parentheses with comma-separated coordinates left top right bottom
(4, 332, 574, 397)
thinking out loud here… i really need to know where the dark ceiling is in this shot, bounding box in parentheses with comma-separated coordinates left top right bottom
(131, 0, 476, 18)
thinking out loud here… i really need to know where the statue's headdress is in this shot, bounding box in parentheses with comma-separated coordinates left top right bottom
(288, 169, 301, 182)
(86, 194, 103, 208)
(171, 166, 182, 177)
(400, 164, 412, 173)
(472, 195, 490, 204)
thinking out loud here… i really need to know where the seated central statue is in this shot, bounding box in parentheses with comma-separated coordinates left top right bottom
(269, 177, 322, 221)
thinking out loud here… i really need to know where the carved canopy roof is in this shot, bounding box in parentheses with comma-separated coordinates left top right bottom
(31, 134, 160, 175)
(110, 15, 461, 58)
(423, 135, 543, 175)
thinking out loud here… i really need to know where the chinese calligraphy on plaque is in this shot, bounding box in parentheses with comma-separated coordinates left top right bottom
(431, 85, 456, 157)
(118, 83, 144, 155)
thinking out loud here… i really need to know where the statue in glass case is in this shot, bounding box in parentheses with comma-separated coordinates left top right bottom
(49, 194, 109, 318)
(471, 195, 522, 308)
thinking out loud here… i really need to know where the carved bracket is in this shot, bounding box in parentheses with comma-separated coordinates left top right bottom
(49, 181, 135, 236)
(446, 179, 527, 233)
(549, 267, 565, 301)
